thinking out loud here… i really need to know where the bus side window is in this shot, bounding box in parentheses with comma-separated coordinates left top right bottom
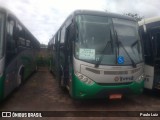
(151, 31, 160, 57)
(156, 32, 160, 57)
(17, 23, 26, 46)
(55, 33, 58, 51)
(6, 16, 17, 65)
(53, 37, 56, 51)
(67, 23, 76, 41)
(26, 32, 31, 48)
(26, 40, 31, 47)
(58, 31, 61, 43)
(66, 23, 75, 62)
(139, 26, 151, 57)
(60, 26, 65, 44)
(7, 16, 16, 52)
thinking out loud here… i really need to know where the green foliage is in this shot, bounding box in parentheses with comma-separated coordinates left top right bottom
(124, 13, 143, 21)
(36, 56, 49, 67)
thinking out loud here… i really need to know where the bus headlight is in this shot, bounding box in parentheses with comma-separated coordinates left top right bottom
(135, 74, 144, 83)
(75, 72, 94, 85)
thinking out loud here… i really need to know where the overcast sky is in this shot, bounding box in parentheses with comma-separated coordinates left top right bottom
(0, 0, 160, 44)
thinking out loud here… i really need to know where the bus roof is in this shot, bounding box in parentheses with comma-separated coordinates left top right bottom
(139, 16, 160, 26)
(72, 10, 136, 21)
(0, 6, 40, 47)
(48, 10, 137, 44)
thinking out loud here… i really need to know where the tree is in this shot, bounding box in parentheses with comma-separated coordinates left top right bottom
(124, 13, 143, 21)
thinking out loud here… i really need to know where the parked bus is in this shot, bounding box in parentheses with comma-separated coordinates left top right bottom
(139, 17, 160, 90)
(48, 10, 144, 99)
(0, 7, 40, 101)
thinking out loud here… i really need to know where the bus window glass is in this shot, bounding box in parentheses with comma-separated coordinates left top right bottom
(75, 15, 116, 65)
(60, 27, 65, 43)
(53, 37, 56, 50)
(0, 13, 4, 58)
(75, 15, 143, 65)
(113, 18, 143, 64)
(17, 23, 25, 46)
(7, 17, 16, 51)
(26, 40, 31, 47)
(156, 32, 160, 57)
(150, 29, 160, 58)
(58, 31, 61, 42)
(139, 26, 151, 56)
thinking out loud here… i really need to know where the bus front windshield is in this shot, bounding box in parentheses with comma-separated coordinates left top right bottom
(75, 15, 143, 66)
(0, 13, 4, 58)
(112, 18, 143, 65)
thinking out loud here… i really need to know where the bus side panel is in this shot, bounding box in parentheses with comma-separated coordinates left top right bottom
(144, 65, 154, 89)
(139, 25, 154, 90)
(4, 59, 17, 98)
(17, 48, 34, 80)
(0, 55, 5, 101)
(0, 74, 5, 101)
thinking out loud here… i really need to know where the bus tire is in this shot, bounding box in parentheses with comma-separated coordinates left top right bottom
(16, 67, 24, 88)
(17, 74, 22, 87)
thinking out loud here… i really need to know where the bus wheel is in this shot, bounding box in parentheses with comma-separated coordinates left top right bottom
(16, 69, 24, 88)
(17, 74, 22, 88)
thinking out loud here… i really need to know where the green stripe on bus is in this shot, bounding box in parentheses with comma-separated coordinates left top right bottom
(0, 74, 5, 101)
(72, 74, 144, 99)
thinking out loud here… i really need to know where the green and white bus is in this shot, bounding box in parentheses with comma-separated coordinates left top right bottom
(48, 10, 144, 99)
(139, 17, 160, 90)
(0, 7, 40, 101)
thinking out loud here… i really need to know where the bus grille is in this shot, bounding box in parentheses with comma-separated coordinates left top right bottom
(85, 67, 141, 75)
(86, 68, 100, 74)
(104, 71, 128, 75)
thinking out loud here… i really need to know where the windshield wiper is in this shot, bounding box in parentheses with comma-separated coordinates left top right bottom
(94, 40, 111, 68)
(119, 41, 136, 68)
(95, 29, 113, 68)
(115, 32, 137, 68)
(131, 40, 139, 48)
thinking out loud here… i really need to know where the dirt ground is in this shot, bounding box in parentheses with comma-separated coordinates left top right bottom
(0, 67, 160, 120)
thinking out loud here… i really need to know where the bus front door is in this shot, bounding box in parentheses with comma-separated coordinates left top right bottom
(150, 28, 160, 89)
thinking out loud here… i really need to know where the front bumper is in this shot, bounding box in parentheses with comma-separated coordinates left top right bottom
(71, 74, 144, 99)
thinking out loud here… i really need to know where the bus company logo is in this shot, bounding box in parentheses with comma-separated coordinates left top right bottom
(114, 76, 134, 82)
(120, 76, 134, 81)
(114, 76, 120, 82)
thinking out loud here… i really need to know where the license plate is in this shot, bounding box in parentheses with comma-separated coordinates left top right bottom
(109, 94, 122, 99)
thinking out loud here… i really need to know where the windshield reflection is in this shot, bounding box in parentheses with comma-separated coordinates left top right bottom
(112, 18, 143, 64)
(0, 13, 4, 58)
(75, 15, 143, 65)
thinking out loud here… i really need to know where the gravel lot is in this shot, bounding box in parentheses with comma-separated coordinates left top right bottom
(0, 67, 160, 120)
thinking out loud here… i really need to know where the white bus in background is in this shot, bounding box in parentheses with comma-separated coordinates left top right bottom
(139, 17, 160, 90)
